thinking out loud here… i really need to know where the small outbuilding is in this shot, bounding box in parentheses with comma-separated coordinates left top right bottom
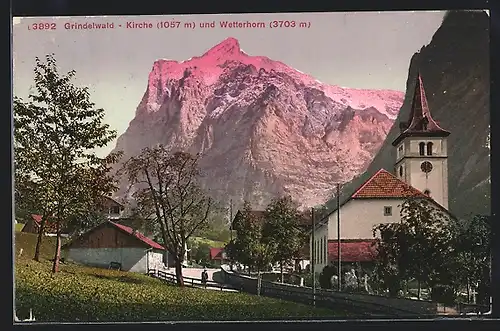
(62, 221, 173, 273)
(21, 214, 69, 237)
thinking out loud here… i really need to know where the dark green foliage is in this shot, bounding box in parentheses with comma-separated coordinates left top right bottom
(14, 54, 121, 269)
(190, 242, 212, 266)
(372, 187, 491, 305)
(262, 196, 304, 282)
(372, 193, 451, 298)
(431, 284, 456, 306)
(445, 214, 491, 304)
(227, 201, 275, 272)
(319, 265, 338, 289)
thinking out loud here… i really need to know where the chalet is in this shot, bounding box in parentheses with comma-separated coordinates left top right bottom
(99, 196, 125, 220)
(311, 73, 455, 275)
(209, 247, 229, 266)
(21, 214, 69, 238)
(62, 221, 174, 273)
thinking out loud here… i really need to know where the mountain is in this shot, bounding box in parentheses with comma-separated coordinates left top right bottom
(112, 37, 404, 209)
(324, 10, 490, 219)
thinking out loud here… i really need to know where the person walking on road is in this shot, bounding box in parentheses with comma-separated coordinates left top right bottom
(201, 269, 208, 288)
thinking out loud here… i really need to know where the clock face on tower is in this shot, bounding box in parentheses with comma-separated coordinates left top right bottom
(421, 161, 433, 173)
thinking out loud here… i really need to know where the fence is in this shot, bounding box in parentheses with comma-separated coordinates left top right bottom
(220, 268, 441, 317)
(147, 268, 239, 292)
(438, 302, 490, 315)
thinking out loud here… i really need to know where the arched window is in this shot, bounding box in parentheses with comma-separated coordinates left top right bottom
(399, 166, 403, 177)
(427, 142, 433, 156)
(419, 142, 425, 156)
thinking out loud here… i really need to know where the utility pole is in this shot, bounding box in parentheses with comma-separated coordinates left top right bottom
(311, 207, 316, 307)
(337, 183, 342, 291)
(229, 199, 233, 271)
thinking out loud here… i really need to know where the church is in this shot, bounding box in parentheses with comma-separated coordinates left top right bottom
(311, 73, 455, 275)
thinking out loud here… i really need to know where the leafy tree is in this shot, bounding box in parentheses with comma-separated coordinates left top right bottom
(372, 191, 451, 298)
(262, 195, 303, 283)
(446, 215, 491, 304)
(227, 201, 276, 295)
(190, 242, 212, 267)
(13, 54, 120, 271)
(371, 225, 405, 297)
(120, 145, 219, 286)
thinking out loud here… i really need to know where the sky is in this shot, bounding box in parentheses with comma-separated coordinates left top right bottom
(12, 11, 447, 157)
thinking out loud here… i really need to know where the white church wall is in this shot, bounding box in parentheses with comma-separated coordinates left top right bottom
(326, 199, 404, 241)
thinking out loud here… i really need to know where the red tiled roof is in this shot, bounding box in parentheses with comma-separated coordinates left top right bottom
(327, 240, 378, 262)
(109, 221, 164, 250)
(209, 247, 225, 260)
(31, 214, 60, 233)
(351, 169, 426, 199)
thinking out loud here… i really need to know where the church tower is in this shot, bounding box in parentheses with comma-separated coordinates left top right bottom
(392, 73, 451, 209)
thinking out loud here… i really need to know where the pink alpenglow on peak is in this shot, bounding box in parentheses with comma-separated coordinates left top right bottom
(143, 37, 403, 119)
(116, 37, 405, 209)
(201, 37, 242, 59)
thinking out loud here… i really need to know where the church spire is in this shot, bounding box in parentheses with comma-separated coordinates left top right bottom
(392, 72, 450, 146)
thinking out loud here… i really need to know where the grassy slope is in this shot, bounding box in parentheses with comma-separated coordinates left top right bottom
(15, 232, 347, 322)
(190, 236, 227, 248)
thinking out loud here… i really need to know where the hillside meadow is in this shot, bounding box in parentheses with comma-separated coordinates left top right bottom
(14, 232, 349, 322)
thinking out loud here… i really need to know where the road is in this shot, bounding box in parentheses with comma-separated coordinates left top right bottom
(159, 267, 238, 292)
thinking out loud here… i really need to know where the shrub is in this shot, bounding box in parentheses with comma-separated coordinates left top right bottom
(431, 285, 456, 306)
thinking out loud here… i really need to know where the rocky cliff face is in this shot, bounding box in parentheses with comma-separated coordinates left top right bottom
(327, 10, 490, 218)
(112, 37, 404, 209)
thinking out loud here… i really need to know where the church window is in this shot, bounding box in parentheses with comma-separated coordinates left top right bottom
(419, 142, 425, 155)
(399, 166, 403, 177)
(427, 142, 433, 155)
(384, 206, 392, 216)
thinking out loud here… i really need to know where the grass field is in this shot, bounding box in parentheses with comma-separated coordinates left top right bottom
(14, 232, 349, 322)
(190, 236, 227, 248)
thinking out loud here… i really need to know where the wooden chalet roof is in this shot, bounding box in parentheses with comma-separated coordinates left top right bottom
(62, 221, 164, 250)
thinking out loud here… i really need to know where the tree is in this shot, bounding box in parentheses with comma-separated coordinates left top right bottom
(399, 195, 450, 298)
(262, 195, 303, 283)
(447, 215, 491, 304)
(188, 241, 212, 267)
(227, 201, 276, 295)
(371, 224, 406, 297)
(120, 145, 218, 286)
(14, 54, 120, 271)
(372, 191, 451, 298)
